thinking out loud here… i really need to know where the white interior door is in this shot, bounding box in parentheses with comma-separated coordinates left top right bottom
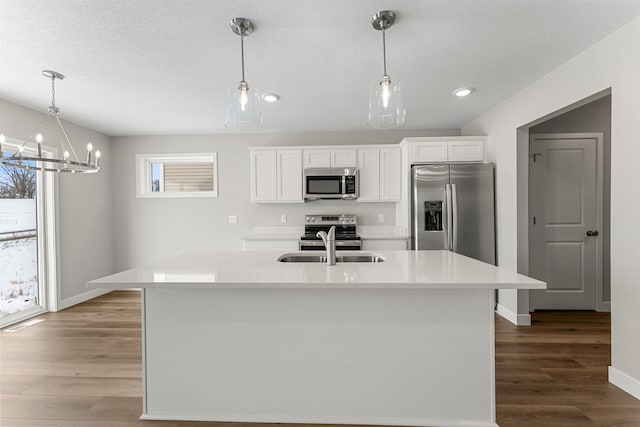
(530, 134, 602, 310)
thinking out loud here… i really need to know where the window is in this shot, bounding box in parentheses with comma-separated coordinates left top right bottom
(136, 153, 218, 198)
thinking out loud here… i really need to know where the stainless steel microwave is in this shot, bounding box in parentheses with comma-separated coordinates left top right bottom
(303, 168, 359, 200)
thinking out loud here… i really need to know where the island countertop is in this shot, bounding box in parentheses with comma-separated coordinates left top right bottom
(87, 250, 545, 290)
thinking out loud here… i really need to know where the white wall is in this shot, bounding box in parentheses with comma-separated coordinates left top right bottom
(112, 129, 458, 270)
(0, 99, 115, 305)
(462, 18, 640, 398)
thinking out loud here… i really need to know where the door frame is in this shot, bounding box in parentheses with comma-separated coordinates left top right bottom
(0, 136, 58, 328)
(528, 132, 604, 311)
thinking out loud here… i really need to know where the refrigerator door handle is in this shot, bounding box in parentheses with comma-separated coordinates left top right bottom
(452, 183, 458, 252)
(445, 184, 452, 251)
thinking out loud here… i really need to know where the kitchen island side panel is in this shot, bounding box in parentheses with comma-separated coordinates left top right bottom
(142, 287, 496, 426)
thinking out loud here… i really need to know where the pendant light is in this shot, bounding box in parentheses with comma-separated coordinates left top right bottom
(367, 10, 406, 129)
(225, 18, 262, 131)
(0, 70, 101, 173)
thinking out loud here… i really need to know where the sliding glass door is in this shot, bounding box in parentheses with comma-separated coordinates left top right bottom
(0, 140, 51, 327)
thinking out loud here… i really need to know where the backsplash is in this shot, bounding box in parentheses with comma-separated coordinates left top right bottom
(246, 200, 396, 226)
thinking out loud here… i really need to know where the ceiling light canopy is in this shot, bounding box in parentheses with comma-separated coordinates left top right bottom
(453, 87, 476, 97)
(0, 70, 101, 174)
(225, 17, 262, 131)
(367, 10, 406, 129)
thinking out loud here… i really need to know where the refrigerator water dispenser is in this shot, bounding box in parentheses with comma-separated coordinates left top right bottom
(424, 201, 443, 231)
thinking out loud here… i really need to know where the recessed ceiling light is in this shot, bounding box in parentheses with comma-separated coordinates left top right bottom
(453, 87, 476, 97)
(262, 93, 280, 103)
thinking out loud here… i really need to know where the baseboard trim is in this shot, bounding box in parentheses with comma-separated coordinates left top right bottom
(495, 303, 531, 326)
(141, 413, 498, 427)
(57, 288, 112, 311)
(597, 301, 611, 312)
(609, 366, 640, 400)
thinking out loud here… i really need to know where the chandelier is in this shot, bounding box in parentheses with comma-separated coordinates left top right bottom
(0, 70, 101, 174)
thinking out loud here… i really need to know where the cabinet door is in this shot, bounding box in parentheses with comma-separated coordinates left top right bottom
(448, 140, 484, 162)
(380, 147, 402, 201)
(331, 149, 357, 167)
(303, 150, 331, 168)
(357, 148, 380, 201)
(411, 141, 448, 163)
(251, 150, 277, 202)
(277, 150, 302, 201)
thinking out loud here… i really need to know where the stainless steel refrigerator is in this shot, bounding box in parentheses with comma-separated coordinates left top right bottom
(411, 164, 496, 265)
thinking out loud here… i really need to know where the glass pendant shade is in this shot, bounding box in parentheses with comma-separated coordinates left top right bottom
(225, 81, 262, 131)
(367, 76, 406, 129)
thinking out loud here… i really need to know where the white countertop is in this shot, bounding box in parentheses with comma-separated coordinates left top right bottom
(241, 233, 301, 241)
(358, 233, 408, 240)
(88, 250, 545, 291)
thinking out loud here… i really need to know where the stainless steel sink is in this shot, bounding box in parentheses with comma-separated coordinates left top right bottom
(277, 253, 385, 263)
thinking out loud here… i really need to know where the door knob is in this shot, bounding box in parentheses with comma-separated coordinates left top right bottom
(586, 230, 599, 236)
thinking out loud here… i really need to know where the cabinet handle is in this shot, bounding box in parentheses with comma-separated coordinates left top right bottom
(586, 230, 599, 236)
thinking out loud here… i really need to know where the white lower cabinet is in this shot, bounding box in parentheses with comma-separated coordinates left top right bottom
(250, 149, 302, 203)
(357, 147, 402, 202)
(362, 239, 408, 250)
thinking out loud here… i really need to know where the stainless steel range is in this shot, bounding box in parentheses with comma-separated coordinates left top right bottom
(299, 214, 361, 251)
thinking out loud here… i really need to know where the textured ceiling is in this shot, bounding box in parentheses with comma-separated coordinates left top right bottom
(1, 0, 639, 136)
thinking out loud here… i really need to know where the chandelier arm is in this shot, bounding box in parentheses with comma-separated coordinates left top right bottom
(55, 116, 80, 162)
(5, 116, 50, 157)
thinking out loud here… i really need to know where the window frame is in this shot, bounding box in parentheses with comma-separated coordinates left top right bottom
(135, 153, 218, 198)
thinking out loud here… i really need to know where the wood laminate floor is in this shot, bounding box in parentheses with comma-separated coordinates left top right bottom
(1, 291, 639, 427)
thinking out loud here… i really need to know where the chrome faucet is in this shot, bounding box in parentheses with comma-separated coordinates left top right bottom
(316, 226, 336, 266)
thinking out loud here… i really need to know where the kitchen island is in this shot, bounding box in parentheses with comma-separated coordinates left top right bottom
(88, 250, 545, 427)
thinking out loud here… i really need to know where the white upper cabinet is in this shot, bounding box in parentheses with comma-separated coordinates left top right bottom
(412, 141, 448, 163)
(304, 149, 356, 168)
(250, 149, 303, 203)
(331, 149, 357, 167)
(447, 140, 485, 162)
(303, 150, 331, 168)
(357, 147, 402, 202)
(379, 147, 402, 201)
(277, 150, 303, 202)
(250, 150, 277, 202)
(357, 148, 380, 201)
(406, 137, 486, 163)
